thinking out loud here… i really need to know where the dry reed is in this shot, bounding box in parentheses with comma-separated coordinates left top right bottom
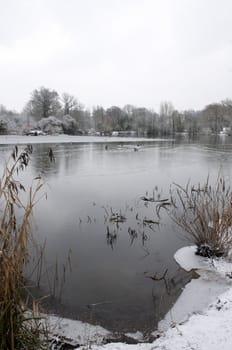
(0, 145, 46, 349)
(169, 176, 232, 257)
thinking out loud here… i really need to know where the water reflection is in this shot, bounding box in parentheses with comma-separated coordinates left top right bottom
(2, 135, 232, 334)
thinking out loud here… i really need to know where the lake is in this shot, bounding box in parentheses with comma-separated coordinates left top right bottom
(1, 134, 232, 335)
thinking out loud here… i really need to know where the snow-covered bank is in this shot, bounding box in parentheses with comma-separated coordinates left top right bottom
(46, 315, 110, 348)
(47, 246, 232, 350)
(158, 246, 231, 332)
(0, 134, 169, 145)
(84, 286, 232, 350)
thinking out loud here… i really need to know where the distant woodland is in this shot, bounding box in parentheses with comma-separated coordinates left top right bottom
(1, 86, 232, 136)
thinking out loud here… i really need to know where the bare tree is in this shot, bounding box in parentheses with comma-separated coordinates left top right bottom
(92, 106, 106, 131)
(0, 119, 8, 134)
(0, 104, 7, 115)
(221, 99, 232, 126)
(61, 93, 79, 115)
(203, 103, 224, 133)
(106, 106, 126, 131)
(183, 110, 200, 135)
(159, 101, 174, 134)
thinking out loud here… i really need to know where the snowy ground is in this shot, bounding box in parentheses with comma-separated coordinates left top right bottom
(47, 246, 232, 350)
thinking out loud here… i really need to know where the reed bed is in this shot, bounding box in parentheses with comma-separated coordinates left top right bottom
(0, 145, 46, 349)
(169, 176, 232, 257)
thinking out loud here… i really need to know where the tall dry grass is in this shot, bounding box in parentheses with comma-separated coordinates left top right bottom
(169, 176, 232, 257)
(0, 145, 46, 349)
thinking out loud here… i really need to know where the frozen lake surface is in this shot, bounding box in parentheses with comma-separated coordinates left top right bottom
(1, 134, 232, 334)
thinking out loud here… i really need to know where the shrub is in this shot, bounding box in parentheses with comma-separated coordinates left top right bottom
(169, 176, 232, 258)
(37, 116, 63, 134)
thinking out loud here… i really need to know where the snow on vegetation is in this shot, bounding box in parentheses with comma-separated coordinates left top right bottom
(37, 116, 63, 134)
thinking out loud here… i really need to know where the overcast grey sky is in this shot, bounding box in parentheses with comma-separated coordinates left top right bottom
(1, 0, 232, 112)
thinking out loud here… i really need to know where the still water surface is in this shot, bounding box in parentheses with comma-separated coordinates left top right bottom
(1, 134, 232, 334)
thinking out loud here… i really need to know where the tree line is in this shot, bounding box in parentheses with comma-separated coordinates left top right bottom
(1, 86, 232, 136)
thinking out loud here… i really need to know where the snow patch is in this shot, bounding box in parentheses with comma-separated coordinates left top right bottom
(125, 331, 144, 342)
(158, 275, 230, 332)
(158, 245, 232, 331)
(46, 314, 110, 346)
(174, 245, 212, 272)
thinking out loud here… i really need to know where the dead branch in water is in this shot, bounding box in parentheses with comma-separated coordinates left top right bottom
(146, 269, 168, 282)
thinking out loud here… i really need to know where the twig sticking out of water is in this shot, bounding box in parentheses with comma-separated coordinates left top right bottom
(143, 218, 160, 225)
(102, 206, 109, 217)
(106, 226, 117, 250)
(146, 269, 170, 294)
(109, 212, 127, 223)
(141, 196, 155, 202)
(146, 269, 168, 282)
(156, 201, 171, 218)
(128, 227, 138, 245)
(48, 147, 55, 162)
(142, 231, 148, 246)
